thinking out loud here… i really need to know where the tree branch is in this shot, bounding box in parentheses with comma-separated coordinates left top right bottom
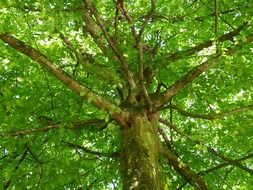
(199, 153, 253, 176)
(0, 125, 58, 137)
(3, 146, 28, 189)
(155, 32, 253, 107)
(6, 5, 84, 13)
(138, 42, 152, 109)
(60, 140, 119, 158)
(159, 119, 253, 176)
(164, 22, 249, 62)
(207, 147, 253, 175)
(82, 8, 107, 52)
(156, 54, 222, 106)
(137, 0, 157, 41)
(116, 0, 138, 43)
(159, 126, 209, 189)
(149, 8, 239, 24)
(26, 145, 43, 164)
(0, 119, 108, 137)
(158, 126, 172, 149)
(159, 124, 208, 189)
(160, 147, 208, 190)
(0, 34, 129, 128)
(83, 0, 137, 90)
(59, 32, 122, 84)
(160, 104, 253, 120)
(214, 0, 219, 37)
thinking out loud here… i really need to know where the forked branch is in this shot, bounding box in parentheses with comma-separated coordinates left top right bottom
(115, 0, 138, 43)
(138, 0, 157, 41)
(156, 32, 253, 107)
(83, 0, 137, 90)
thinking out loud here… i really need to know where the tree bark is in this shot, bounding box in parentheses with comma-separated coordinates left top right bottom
(120, 112, 163, 190)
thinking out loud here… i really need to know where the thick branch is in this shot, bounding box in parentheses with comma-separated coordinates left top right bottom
(83, 0, 137, 90)
(156, 32, 253, 107)
(160, 147, 208, 189)
(159, 125, 207, 189)
(165, 22, 249, 61)
(138, 42, 152, 109)
(161, 104, 253, 120)
(82, 10, 107, 52)
(0, 34, 129, 128)
(156, 54, 221, 107)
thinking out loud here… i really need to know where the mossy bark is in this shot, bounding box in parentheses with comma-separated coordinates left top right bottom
(120, 112, 163, 190)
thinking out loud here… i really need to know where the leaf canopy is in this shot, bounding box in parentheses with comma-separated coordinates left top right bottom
(0, 0, 253, 189)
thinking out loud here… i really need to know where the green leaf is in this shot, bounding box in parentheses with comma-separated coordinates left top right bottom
(105, 114, 110, 123)
(80, 91, 85, 96)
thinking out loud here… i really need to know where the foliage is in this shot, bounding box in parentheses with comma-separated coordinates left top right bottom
(0, 0, 253, 189)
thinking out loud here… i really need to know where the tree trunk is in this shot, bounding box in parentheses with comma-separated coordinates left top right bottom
(120, 112, 163, 189)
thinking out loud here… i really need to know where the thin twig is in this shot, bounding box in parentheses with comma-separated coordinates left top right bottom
(138, 0, 157, 41)
(214, 0, 219, 36)
(60, 140, 119, 158)
(3, 146, 29, 189)
(214, 0, 219, 53)
(198, 153, 253, 175)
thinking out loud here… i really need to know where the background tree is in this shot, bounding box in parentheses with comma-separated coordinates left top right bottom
(0, 0, 253, 189)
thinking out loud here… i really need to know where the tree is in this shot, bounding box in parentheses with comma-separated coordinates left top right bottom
(0, 0, 252, 189)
